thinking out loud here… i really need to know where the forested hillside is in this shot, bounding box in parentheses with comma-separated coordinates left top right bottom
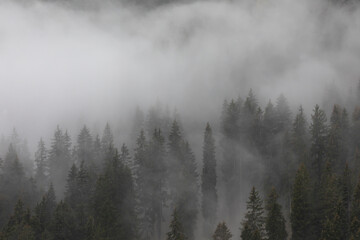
(0, 84, 360, 239)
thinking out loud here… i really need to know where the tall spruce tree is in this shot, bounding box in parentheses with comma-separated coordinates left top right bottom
(291, 106, 309, 166)
(34, 138, 48, 192)
(327, 105, 343, 172)
(101, 123, 114, 156)
(93, 149, 137, 240)
(351, 175, 360, 239)
(309, 104, 328, 239)
(220, 99, 242, 220)
(310, 104, 328, 183)
(201, 123, 217, 237)
(265, 188, 287, 240)
(76, 126, 94, 169)
(166, 209, 187, 240)
(291, 163, 311, 240)
(213, 222, 232, 240)
(240, 187, 265, 240)
(48, 127, 72, 196)
(168, 120, 199, 240)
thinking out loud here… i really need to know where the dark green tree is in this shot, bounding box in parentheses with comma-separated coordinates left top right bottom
(265, 188, 287, 240)
(48, 127, 72, 196)
(351, 176, 360, 239)
(101, 123, 114, 156)
(34, 138, 48, 192)
(2, 199, 35, 240)
(76, 126, 94, 169)
(201, 123, 217, 237)
(32, 184, 57, 239)
(240, 187, 265, 240)
(291, 163, 311, 240)
(212, 222, 232, 240)
(166, 209, 187, 240)
(50, 201, 77, 240)
(93, 149, 137, 240)
(168, 120, 199, 240)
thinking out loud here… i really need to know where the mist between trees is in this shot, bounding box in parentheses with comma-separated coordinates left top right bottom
(1, 0, 360, 238)
(0, 84, 360, 239)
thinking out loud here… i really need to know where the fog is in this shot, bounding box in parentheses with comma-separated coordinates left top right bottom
(1, 0, 359, 148)
(0, 0, 360, 238)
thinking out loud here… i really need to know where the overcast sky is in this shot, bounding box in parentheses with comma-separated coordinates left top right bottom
(0, 0, 359, 150)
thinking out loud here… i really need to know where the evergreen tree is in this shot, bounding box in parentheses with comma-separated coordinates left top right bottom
(50, 201, 77, 240)
(34, 138, 48, 191)
(119, 143, 131, 167)
(93, 149, 137, 240)
(220, 99, 242, 220)
(351, 176, 360, 239)
(340, 163, 352, 240)
(32, 184, 56, 239)
(76, 126, 94, 168)
(320, 200, 346, 240)
(212, 222, 232, 240)
(274, 94, 291, 131)
(101, 123, 114, 155)
(240, 187, 265, 240)
(166, 209, 187, 240)
(291, 163, 311, 240)
(310, 104, 328, 184)
(244, 89, 258, 115)
(167, 120, 199, 240)
(265, 188, 287, 240)
(291, 106, 309, 166)
(309, 104, 328, 239)
(48, 127, 72, 196)
(201, 123, 217, 237)
(327, 105, 343, 171)
(2, 199, 35, 240)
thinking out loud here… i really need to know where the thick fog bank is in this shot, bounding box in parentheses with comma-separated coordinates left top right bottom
(0, 0, 359, 149)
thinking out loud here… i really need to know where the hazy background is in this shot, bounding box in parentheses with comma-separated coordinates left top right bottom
(0, 0, 359, 152)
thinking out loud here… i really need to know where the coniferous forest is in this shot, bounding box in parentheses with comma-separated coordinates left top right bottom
(2, 0, 360, 239)
(1, 84, 360, 239)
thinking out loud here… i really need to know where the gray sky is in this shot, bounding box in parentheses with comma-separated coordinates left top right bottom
(0, 0, 359, 149)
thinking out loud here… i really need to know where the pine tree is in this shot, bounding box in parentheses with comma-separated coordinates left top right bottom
(32, 184, 56, 239)
(50, 201, 77, 240)
(291, 106, 309, 166)
(327, 105, 343, 171)
(101, 123, 114, 155)
(240, 187, 265, 240)
(76, 125, 94, 168)
(93, 149, 137, 240)
(48, 126, 72, 196)
(2, 199, 35, 240)
(212, 222, 232, 240)
(265, 188, 287, 240)
(201, 123, 217, 237)
(351, 176, 360, 239)
(34, 138, 48, 191)
(320, 200, 346, 240)
(291, 163, 311, 240)
(275, 94, 291, 132)
(310, 104, 328, 184)
(167, 120, 199, 240)
(309, 104, 328, 239)
(119, 143, 131, 167)
(64, 164, 78, 207)
(220, 99, 242, 220)
(166, 209, 187, 240)
(340, 163, 352, 240)
(244, 89, 258, 115)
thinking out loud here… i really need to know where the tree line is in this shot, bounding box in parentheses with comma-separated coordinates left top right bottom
(0, 85, 360, 239)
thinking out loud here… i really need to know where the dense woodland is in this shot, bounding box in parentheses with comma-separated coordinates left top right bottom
(1, 82, 360, 240)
